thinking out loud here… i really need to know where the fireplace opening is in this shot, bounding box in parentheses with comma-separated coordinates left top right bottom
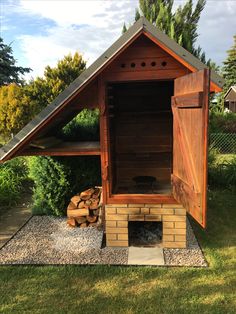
(128, 221, 162, 247)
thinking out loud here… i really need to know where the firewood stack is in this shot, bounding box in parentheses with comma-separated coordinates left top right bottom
(67, 187, 102, 228)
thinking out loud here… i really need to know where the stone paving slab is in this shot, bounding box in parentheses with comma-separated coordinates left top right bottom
(128, 246, 165, 265)
(0, 207, 31, 249)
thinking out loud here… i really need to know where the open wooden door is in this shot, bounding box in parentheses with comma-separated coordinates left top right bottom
(171, 69, 210, 228)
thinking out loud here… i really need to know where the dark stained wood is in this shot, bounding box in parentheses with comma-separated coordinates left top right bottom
(172, 91, 203, 108)
(99, 75, 109, 204)
(104, 69, 188, 82)
(172, 69, 209, 228)
(143, 31, 220, 93)
(103, 34, 189, 82)
(106, 81, 173, 200)
(21, 142, 100, 156)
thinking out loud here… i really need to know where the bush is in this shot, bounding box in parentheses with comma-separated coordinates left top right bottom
(0, 157, 28, 206)
(28, 108, 101, 216)
(59, 109, 99, 141)
(209, 111, 236, 133)
(29, 156, 71, 216)
(29, 156, 101, 216)
(208, 149, 236, 190)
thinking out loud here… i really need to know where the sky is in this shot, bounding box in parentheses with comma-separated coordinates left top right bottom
(0, 0, 236, 80)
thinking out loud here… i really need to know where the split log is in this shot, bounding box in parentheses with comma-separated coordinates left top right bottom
(75, 216, 87, 224)
(67, 201, 77, 210)
(67, 218, 77, 227)
(88, 222, 97, 227)
(66, 186, 102, 228)
(71, 195, 81, 207)
(67, 208, 89, 217)
(92, 208, 100, 216)
(78, 201, 89, 209)
(86, 215, 97, 223)
(92, 188, 101, 199)
(80, 188, 95, 200)
(89, 199, 99, 210)
(85, 199, 92, 206)
(80, 223, 87, 228)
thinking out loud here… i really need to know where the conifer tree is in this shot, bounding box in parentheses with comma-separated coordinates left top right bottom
(125, 0, 207, 61)
(0, 37, 31, 86)
(223, 35, 236, 91)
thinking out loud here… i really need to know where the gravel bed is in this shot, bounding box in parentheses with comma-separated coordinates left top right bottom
(163, 219, 207, 267)
(0, 216, 128, 265)
(0, 216, 206, 266)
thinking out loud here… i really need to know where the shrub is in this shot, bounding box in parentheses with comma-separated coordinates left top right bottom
(59, 109, 99, 141)
(29, 156, 101, 216)
(209, 111, 236, 133)
(208, 149, 236, 190)
(0, 157, 28, 206)
(29, 156, 71, 216)
(28, 109, 101, 216)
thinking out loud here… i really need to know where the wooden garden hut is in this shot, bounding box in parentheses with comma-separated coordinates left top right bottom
(0, 17, 224, 248)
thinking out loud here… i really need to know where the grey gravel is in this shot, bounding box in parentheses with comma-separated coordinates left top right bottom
(0, 216, 128, 265)
(164, 219, 207, 267)
(0, 216, 206, 266)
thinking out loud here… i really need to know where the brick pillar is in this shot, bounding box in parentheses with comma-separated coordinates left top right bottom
(162, 207, 186, 248)
(105, 205, 128, 247)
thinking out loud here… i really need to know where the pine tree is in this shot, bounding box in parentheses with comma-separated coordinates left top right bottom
(223, 35, 236, 91)
(0, 37, 31, 86)
(127, 0, 207, 61)
(122, 23, 128, 34)
(142, 0, 205, 55)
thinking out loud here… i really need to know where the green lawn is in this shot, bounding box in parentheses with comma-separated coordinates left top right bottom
(0, 190, 236, 314)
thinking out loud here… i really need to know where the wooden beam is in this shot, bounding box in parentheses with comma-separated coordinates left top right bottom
(107, 194, 177, 204)
(20, 141, 100, 156)
(172, 92, 203, 108)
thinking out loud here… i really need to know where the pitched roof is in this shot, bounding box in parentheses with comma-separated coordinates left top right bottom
(224, 86, 236, 99)
(0, 16, 224, 162)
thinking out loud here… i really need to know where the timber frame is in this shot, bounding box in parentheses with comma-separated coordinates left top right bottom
(0, 17, 224, 231)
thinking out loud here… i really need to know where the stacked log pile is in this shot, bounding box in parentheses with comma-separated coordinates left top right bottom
(67, 187, 102, 228)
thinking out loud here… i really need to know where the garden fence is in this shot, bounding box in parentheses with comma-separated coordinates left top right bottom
(209, 133, 236, 154)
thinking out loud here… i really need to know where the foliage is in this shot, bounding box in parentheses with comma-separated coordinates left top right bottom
(1, 190, 236, 313)
(125, 0, 209, 63)
(0, 52, 86, 140)
(29, 155, 101, 216)
(0, 157, 28, 206)
(222, 34, 236, 91)
(59, 109, 99, 141)
(211, 35, 236, 113)
(208, 147, 236, 190)
(0, 37, 31, 86)
(29, 156, 71, 216)
(0, 84, 37, 138)
(209, 111, 236, 133)
(64, 156, 101, 196)
(25, 52, 86, 114)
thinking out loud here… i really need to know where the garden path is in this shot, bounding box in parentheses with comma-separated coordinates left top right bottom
(0, 206, 31, 249)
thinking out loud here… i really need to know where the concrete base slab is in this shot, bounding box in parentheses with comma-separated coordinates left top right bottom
(128, 246, 164, 265)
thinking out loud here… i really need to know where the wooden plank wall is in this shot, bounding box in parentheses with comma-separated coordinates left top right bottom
(103, 34, 189, 82)
(108, 81, 173, 189)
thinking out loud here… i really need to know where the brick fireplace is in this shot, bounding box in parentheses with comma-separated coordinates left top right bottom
(105, 204, 186, 248)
